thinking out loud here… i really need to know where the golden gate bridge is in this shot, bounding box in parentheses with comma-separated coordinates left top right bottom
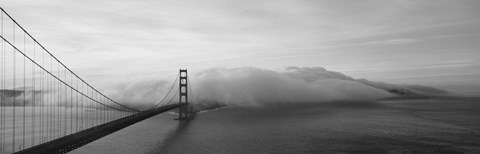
(0, 7, 195, 154)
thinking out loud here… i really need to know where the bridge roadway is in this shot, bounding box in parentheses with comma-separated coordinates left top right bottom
(15, 104, 182, 154)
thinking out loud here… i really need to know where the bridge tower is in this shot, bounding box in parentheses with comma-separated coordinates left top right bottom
(178, 69, 193, 120)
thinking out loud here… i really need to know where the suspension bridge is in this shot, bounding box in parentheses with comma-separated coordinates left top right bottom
(0, 7, 196, 154)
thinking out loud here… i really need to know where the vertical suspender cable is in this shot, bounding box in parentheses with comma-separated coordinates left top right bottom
(46, 56, 49, 141)
(76, 77, 78, 132)
(22, 29, 26, 151)
(70, 72, 73, 134)
(102, 97, 104, 124)
(86, 85, 88, 128)
(57, 63, 60, 137)
(0, 10, 4, 153)
(91, 88, 93, 127)
(102, 97, 105, 124)
(46, 53, 49, 142)
(49, 53, 52, 141)
(63, 67, 66, 135)
(49, 56, 52, 140)
(32, 39, 36, 147)
(12, 22, 16, 153)
(94, 89, 96, 126)
(81, 82, 84, 131)
(96, 93, 98, 126)
(40, 44, 44, 144)
(63, 66, 66, 135)
(59, 63, 62, 137)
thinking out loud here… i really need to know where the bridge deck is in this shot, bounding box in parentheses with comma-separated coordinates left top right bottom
(15, 104, 182, 154)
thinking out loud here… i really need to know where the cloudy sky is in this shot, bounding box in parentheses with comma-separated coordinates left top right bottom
(2, 0, 480, 92)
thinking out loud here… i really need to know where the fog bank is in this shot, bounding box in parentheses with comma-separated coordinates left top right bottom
(2, 67, 448, 108)
(192, 67, 394, 106)
(103, 67, 411, 108)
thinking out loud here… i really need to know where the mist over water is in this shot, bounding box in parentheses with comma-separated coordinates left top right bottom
(192, 67, 393, 106)
(2, 66, 449, 110)
(97, 66, 451, 109)
(104, 80, 173, 108)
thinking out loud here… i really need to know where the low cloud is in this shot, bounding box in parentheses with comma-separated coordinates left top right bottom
(191, 67, 393, 107)
(2, 66, 447, 109)
(102, 66, 450, 109)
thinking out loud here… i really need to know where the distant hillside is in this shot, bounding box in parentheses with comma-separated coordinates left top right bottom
(284, 67, 448, 97)
(403, 85, 449, 95)
(0, 89, 43, 106)
(355, 79, 449, 97)
(0, 89, 25, 97)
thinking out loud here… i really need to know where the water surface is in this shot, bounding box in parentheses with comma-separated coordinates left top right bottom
(72, 99, 480, 154)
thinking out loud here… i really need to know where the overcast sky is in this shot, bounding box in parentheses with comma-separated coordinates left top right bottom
(2, 0, 480, 91)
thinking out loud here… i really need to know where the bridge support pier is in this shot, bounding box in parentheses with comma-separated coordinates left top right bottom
(177, 69, 194, 120)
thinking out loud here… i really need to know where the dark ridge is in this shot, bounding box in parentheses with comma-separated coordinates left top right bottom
(403, 85, 449, 94)
(0, 89, 24, 97)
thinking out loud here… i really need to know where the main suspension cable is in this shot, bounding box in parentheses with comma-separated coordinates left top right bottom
(0, 7, 138, 112)
(164, 88, 179, 106)
(149, 73, 179, 109)
(0, 35, 128, 112)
